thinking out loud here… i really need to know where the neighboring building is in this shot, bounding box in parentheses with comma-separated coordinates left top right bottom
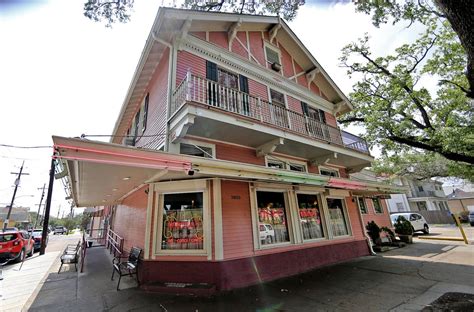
(443, 182, 474, 195)
(0, 206, 30, 228)
(447, 189, 474, 214)
(350, 170, 395, 228)
(54, 8, 403, 292)
(404, 179, 449, 212)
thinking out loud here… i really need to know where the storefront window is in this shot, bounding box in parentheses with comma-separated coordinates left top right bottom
(326, 198, 349, 236)
(297, 194, 324, 240)
(372, 198, 383, 213)
(256, 191, 289, 245)
(161, 192, 204, 250)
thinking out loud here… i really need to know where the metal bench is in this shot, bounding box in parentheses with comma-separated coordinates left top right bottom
(111, 247, 141, 291)
(58, 241, 81, 273)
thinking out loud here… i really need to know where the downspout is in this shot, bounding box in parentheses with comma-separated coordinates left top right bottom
(151, 31, 173, 152)
(353, 192, 376, 256)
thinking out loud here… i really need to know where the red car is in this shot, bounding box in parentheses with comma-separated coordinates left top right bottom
(0, 230, 34, 263)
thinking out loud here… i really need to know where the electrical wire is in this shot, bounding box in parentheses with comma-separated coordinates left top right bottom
(0, 144, 52, 149)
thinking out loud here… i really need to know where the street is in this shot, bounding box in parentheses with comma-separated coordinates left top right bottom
(0, 231, 81, 312)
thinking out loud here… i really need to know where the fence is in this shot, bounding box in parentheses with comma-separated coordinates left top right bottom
(410, 210, 454, 224)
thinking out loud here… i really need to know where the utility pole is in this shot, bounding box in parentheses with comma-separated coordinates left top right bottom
(34, 184, 46, 229)
(3, 161, 29, 231)
(40, 157, 55, 255)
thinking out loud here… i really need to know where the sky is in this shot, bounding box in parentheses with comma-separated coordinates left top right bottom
(0, 0, 427, 218)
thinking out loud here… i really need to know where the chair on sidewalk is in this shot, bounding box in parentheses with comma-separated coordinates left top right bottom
(58, 241, 81, 273)
(111, 247, 141, 291)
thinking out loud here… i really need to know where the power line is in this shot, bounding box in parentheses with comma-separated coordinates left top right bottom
(0, 144, 52, 149)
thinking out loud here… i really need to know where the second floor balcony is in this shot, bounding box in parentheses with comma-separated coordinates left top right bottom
(170, 72, 373, 170)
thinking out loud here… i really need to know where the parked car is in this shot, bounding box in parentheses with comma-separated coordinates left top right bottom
(468, 211, 474, 226)
(390, 213, 430, 234)
(259, 223, 275, 244)
(31, 229, 48, 251)
(0, 230, 34, 263)
(53, 226, 67, 235)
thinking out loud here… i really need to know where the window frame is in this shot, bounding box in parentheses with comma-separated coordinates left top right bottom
(319, 166, 340, 177)
(153, 179, 211, 257)
(295, 191, 327, 242)
(265, 156, 308, 173)
(324, 196, 352, 238)
(356, 196, 368, 214)
(179, 139, 216, 159)
(372, 197, 384, 214)
(251, 185, 294, 250)
(264, 42, 282, 67)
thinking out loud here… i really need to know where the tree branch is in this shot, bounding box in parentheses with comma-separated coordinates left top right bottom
(359, 50, 435, 130)
(339, 117, 366, 123)
(407, 36, 437, 74)
(439, 79, 470, 94)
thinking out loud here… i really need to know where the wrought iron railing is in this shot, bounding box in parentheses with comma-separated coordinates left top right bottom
(172, 72, 369, 154)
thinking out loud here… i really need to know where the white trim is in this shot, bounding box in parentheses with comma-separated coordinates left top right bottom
(152, 179, 211, 257)
(294, 191, 328, 243)
(263, 41, 281, 67)
(371, 197, 384, 214)
(324, 195, 353, 238)
(174, 138, 216, 158)
(355, 196, 368, 215)
(144, 183, 154, 260)
(213, 179, 223, 260)
(319, 166, 340, 177)
(265, 155, 308, 173)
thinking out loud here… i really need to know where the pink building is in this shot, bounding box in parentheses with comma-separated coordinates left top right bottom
(53, 8, 402, 293)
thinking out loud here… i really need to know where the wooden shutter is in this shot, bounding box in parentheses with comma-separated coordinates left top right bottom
(318, 109, 326, 124)
(301, 102, 309, 116)
(239, 75, 248, 93)
(239, 75, 249, 115)
(206, 60, 218, 82)
(142, 93, 149, 133)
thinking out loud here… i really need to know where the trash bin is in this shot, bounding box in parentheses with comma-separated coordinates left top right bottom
(87, 241, 93, 248)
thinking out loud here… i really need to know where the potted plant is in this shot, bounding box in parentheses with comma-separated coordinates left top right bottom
(394, 216, 414, 243)
(366, 221, 381, 246)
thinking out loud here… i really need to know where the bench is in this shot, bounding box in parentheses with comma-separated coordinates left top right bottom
(111, 247, 141, 291)
(58, 241, 81, 273)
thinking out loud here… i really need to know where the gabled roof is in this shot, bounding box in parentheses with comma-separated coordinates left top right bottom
(447, 188, 474, 199)
(111, 8, 353, 143)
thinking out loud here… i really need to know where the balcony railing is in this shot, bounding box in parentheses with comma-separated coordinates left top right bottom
(172, 72, 369, 154)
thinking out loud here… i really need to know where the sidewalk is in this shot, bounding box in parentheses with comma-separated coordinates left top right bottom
(26, 234, 474, 311)
(0, 251, 60, 312)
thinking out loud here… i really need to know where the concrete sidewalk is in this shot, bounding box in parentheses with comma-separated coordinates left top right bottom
(27, 235, 474, 311)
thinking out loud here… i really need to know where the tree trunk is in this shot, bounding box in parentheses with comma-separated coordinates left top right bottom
(435, 0, 474, 98)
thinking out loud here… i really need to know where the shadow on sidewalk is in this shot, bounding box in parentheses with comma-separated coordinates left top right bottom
(27, 243, 474, 312)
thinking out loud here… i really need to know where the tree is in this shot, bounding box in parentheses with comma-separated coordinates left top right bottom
(339, 3, 473, 174)
(353, 0, 474, 99)
(83, 0, 305, 26)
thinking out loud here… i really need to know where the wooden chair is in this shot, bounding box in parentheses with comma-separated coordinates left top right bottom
(111, 247, 141, 291)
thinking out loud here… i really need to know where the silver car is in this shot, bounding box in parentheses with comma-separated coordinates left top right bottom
(391, 213, 429, 234)
(469, 211, 474, 226)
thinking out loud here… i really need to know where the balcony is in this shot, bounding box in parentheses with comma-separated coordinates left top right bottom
(172, 73, 369, 155)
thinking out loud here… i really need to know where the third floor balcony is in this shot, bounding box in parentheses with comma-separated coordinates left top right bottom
(169, 72, 373, 171)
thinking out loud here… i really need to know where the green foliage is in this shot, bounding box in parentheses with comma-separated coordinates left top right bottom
(366, 221, 381, 244)
(83, 0, 305, 27)
(381, 226, 396, 242)
(340, 6, 473, 170)
(372, 152, 474, 181)
(394, 216, 413, 235)
(182, 0, 304, 21)
(62, 219, 76, 234)
(84, 0, 135, 27)
(81, 213, 92, 230)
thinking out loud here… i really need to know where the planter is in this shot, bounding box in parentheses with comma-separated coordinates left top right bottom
(398, 234, 413, 244)
(87, 241, 93, 248)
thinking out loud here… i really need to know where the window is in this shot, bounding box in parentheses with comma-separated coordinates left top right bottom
(372, 198, 383, 213)
(418, 186, 424, 192)
(319, 167, 339, 177)
(142, 93, 149, 133)
(180, 143, 213, 158)
(396, 202, 404, 212)
(256, 191, 290, 245)
(266, 157, 307, 172)
(326, 198, 349, 236)
(265, 44, 281, 71)
(297, 194, 324, 240)
(218, 68, 238, 89)
(269, 89, 288, 128)
(161, 192, 204, 250)
(356, 197, 368, 214)
(416, 201, 427, 211)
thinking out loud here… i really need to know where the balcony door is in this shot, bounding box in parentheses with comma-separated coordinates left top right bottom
(270, 89, 289, 128)
(301, 102, 329, 140)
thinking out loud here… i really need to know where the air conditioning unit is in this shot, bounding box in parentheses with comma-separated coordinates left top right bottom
(271, 62, 282, 72)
